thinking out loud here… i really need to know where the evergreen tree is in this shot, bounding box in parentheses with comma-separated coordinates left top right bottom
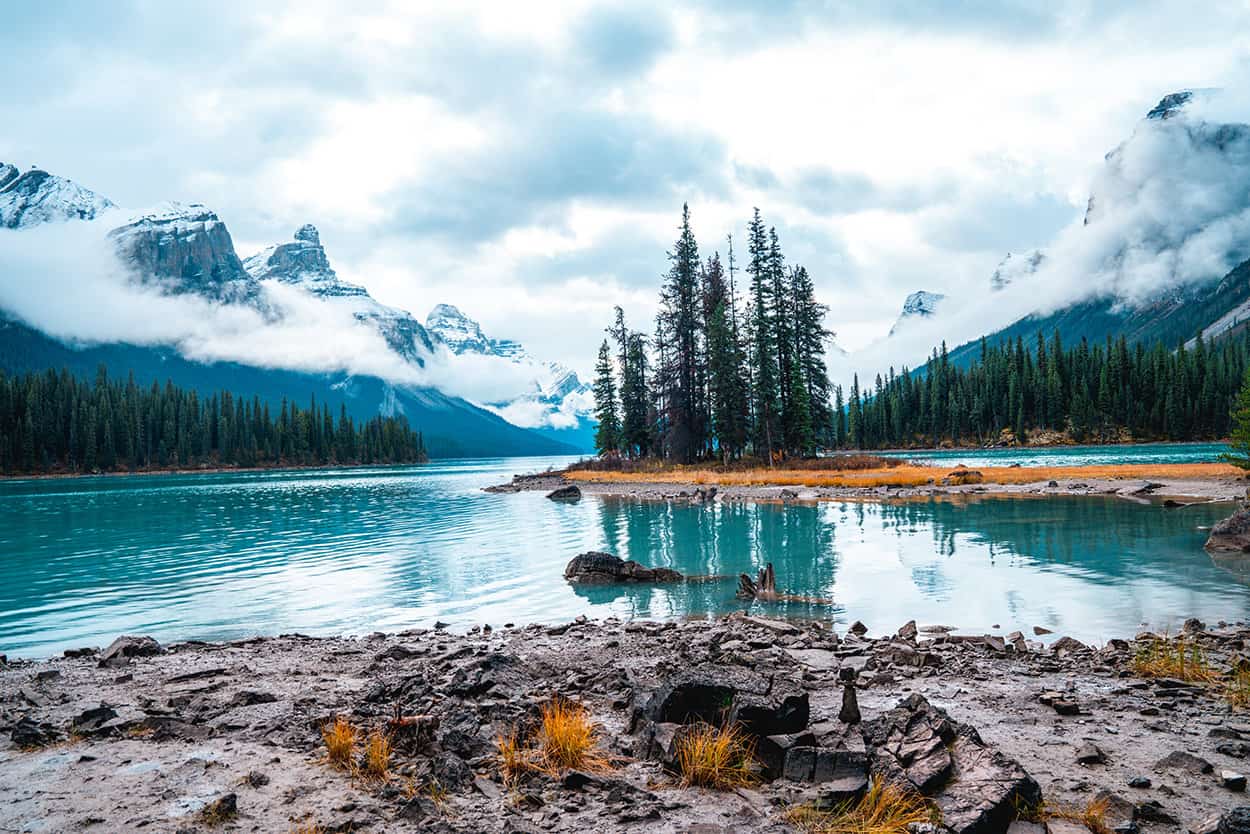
(592, 339, 621, 455)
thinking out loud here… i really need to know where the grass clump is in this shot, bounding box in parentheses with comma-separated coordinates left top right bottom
(1227, 667, 1250, 708)
(322, 715, 359, 769)
(675, 723, 757, 789)
(786, 776, 930, 834)
(496, 697, 611, 782)
(1017, 796, 1110, 834)
(1130, 636, 1219, 683)
(363, 727, 392, 779)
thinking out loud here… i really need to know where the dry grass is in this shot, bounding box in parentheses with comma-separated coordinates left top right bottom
(1227, 668, 1250, 708)
(1130, 636, 1220, 683)
(322, 715, 358, 769)
(1018, 796, 1111, 834)
(363, 728, 392, 779)
(289, 826, 327, 834)
(567, 453, 901, 475)
(786, 776, 931, 834)
(675, 722, 757, 789)
(565, 461, 1238, 489)
(496, 697, 612, 782)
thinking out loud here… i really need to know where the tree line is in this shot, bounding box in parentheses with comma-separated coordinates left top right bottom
(843, 330, 1250, 448)
(0, 366, 428, 475)
(593, 205, 833, 463)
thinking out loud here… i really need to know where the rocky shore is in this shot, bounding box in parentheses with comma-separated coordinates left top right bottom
(4, 616, 1250, 833)
(487, 471, 1247, 503)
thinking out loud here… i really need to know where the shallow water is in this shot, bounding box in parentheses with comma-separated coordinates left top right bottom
(879, 441, 1228, 468)
(1, 455, 1247, 657)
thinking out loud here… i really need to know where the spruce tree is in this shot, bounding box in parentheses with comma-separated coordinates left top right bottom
(592, 339, 621, 455)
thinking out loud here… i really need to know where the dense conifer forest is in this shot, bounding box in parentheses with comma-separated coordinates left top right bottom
(592, 206, 1250, 461)
(0, 366, 427, 475)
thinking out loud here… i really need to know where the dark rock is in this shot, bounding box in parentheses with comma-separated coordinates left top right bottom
(98, 635, 161, 668)
(1033, 626, 1053, 635)
(1183, 617, 1207, 634)
(1127, 775, 1151, 788)
(863, 694, 955, 794)
(1134, 800, 1177, 825)
(1207, 505, 1250, 552)
(1220, 742, 1250, 759)
(244, 771, 270, 788)
(1093, 789, 1136, 830)
(640, 666, 809, 738)
(1153, 750, 1213, 774)
(848, 621, 868, 636)
(1225, 770, 1249, 792)
(1050, 636, 1088, 653)
(839, 683, 861, 725)
(756, 732, 816, 779)
(897, 620, 918, 641)
(1039, 691, 1081, 716)
(1217, 807, 1250, 833)
(1076, 743, 1106, 764)
(546, 485, 582, 502)
(200, 793, 237, 822)
(564, 551, 684, 584)
(448, 653, 529, 697)
(10, 716, 59, 748)
(71, 704, 118, 733)
(228, 690, 278, 708)
(433, 752, 474, 790)
(63, 647, 96, 659)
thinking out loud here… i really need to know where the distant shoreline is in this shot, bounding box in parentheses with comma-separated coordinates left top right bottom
(0, 460, 429, 483)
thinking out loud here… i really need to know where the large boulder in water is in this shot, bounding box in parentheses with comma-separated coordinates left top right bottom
(547, 485, 582, 502)
(1208, 505, 1250, 552)
(564, 552, 684, 584)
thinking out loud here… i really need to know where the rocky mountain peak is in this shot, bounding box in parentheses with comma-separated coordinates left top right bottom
(1146, 90, 1193, 121)
(294, 223, 320, 245)
(0, 163, 115, 229)
(990, 250, 1046, 291)
(889, 290, 945, 337)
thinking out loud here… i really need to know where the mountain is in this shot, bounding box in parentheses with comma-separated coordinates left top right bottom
(0, 163, 115, 229)
(243, 224, 435, 365)
(889, 290, 945, 336)
(946, 91, 1250, 366)
(0, 166, 576, 458)
(424, 304, 596, 451)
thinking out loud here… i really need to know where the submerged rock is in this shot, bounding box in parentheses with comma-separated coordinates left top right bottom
(547, 484, 582, 502)
(563, 552, 684, 584)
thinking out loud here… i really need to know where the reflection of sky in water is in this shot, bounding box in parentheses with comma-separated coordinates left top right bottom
(0, 455, 1247, 657)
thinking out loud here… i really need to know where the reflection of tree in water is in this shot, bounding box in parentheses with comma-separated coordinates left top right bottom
(869, 496, 1232, 586)
(586, 498, 841, 619)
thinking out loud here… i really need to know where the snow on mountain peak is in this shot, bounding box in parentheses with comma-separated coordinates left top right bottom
(243, 225, 367, 299)
(294, 223, 320, 245)
(889, 290, 945, 337)
(990, 250, 1046, 291)
(0, 164, 115, 229)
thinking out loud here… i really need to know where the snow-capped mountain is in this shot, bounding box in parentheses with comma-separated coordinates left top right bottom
(0, 163, 115, 229)
(888, 290, 945, 336)
(0, 164, 576, 458)
(243, 225, 434, 365)
(425, 304, 594, 441)
(110, 202, 261, 305)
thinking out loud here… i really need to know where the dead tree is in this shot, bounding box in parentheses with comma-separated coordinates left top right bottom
(736, 562, 832, 605)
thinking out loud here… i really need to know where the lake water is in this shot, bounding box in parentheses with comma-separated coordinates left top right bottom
(2, 454, 1248, 658)
(879, 441, 1228, 468)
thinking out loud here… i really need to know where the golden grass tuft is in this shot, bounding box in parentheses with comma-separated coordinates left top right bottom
(1130, 636, 1219, 683)
(786, 776, 931, 834)
(1227, 667, 1250, 709)
(675, 722, 758, 789)
(363, 728, 392, 779)
(1017, 796, 1111, 834)
(496, 697, 611, 782)
(322, 715, 358, 769)
(288, 825, 326, 834)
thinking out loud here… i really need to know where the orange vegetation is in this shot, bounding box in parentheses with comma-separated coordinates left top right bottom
(564, 462, 1240, 489)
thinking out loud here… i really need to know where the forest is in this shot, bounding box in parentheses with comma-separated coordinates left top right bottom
(591, 205, 1250, 460)
(0, 366, 427, 475)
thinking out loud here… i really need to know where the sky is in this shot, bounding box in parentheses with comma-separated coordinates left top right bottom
(3, 1, 1250, 381)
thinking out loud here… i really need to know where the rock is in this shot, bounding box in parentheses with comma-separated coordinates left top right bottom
(1006, 823, 1045, 834)
(639, 666, 809, 738)
(756, 731, 816, 779)
(864, 695, 1040, 833)
(1183, 617, 1207, 634)
(1206, 505, 1250, 552)
(10, 716, 59, 748)
(1033, 626, 1053, 635)
(1075, 743, 1106, 764)
(1127, 775, 1151, 788)
(849, 621, 868, 636)
(897, 620, 918, 641)
(1046, 480, 1059, 488)
(839, 683, 861, 725)
(1039, 691, 1080, 716)
(1154, 750, 1213, 775)
(1047, 822, 1091, 834)
(1050, 636, 1088, 653)
(1225, 770, 1249, 792)
(563, 551, 684, 584)
(98, 635, 161, 668)
(1093, 789, 1136, 830)
(1220, 742, 1250, 759)
(546, 485, 582, 502)
(1217, 807, 1250, 833)
(244, 771, 269, 788)
(63, 647, 96, 659)
(944, 468, 984, 485)
(71, 704, 118, 733)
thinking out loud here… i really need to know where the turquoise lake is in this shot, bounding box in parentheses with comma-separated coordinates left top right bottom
(2, 451, 1248, 658)
(879, 440, 1228, 468)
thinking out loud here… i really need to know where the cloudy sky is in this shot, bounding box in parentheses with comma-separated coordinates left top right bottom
(4, 1, 1250, 379)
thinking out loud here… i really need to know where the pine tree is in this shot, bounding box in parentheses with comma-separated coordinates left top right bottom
(656, 204, 703, 463)
(592, 339, 621, 455)
(746, 208, 780, 462)
(1223, 366, 1250, 470)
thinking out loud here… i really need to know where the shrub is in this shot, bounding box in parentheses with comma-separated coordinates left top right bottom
(322, 716, 358, 768)
(786, 776, 930, 834)
(675, 723, 757, 789)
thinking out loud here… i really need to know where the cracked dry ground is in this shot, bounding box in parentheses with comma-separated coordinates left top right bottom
(3, 615, 1250, 833)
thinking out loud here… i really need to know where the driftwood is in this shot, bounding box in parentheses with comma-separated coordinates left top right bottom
(736, 562, 832, 605)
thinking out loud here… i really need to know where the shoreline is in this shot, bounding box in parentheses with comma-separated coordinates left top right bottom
(490, 465, 1249, 503)
(0, 459, 432, 483)
(3, 616, 1248, 832)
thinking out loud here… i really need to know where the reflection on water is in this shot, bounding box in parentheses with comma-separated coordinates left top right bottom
(881, 441, 1227, 468)
(0, 456, 1246, 657)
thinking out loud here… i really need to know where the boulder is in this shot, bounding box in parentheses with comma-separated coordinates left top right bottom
(10, 716, 60, 748)
(1050, 636, 1088, 653)
(1207, 505, 1250, 552)
(546, 484, 582, 502)
(637, 666, 809, 739)
(98, 635, 161, 668)
(865, 694, 1040, 833)
(563, 552, 684, 584)
(1154, 750, 1213, 775)
(1218, 807, 1250, 833)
